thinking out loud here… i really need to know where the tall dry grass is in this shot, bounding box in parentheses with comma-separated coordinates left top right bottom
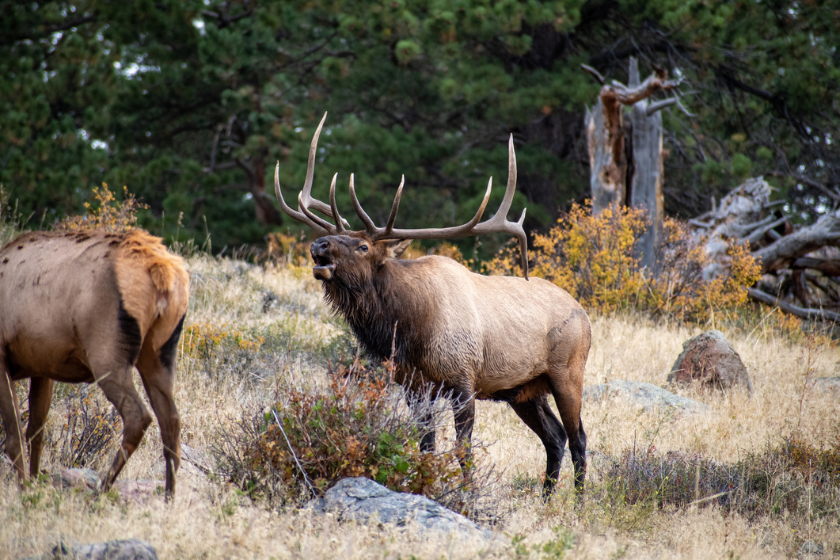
(1, 254, 838, 559)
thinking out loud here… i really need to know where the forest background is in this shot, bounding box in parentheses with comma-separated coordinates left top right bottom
(2, 0, 839, 257)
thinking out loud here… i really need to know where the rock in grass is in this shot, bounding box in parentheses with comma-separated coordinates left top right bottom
(668, 330, 753, 394)
(23, 538, 158, 560)
(53, 468, 100, 491)
(309, 477, 492, 539)
(111, 480, 166, 504)
(584, 380, 711, 414)
(813, 377, 840, 396)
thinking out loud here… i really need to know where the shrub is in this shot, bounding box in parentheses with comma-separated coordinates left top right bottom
(54, 386, 122, 469)
(531, 203, 650, 313)
(593, 435, 840, 522)
(652, 217, 761, 322)
(266, 231, 311, 267)
(213, 358, 498, 522)
(55, 183, 146, 233)
(485, 203, 761, 323)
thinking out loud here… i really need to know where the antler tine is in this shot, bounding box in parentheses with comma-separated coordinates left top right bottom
(481, 135, 516, 227)
(349, 173, 379, 235)
(298, 192, 337, 233)
(371, 177, 492, 241)
(298, 112, 336, 218)
(298, 112, 351, 225)
(472, 135, 528, 279)
(382, 175, 405, 236)
(275, 161, 329, 235)
(328, 172, 345, 233)
(374, 134, 529, 279)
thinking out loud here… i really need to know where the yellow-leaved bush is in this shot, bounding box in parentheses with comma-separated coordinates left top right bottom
(56, 183, 147, 233)
(486, 203, 761, 323)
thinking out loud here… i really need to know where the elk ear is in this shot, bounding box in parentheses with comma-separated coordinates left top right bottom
(381, 239, 412, 259)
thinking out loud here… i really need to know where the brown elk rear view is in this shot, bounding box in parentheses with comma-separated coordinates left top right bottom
(274, 114, 591, 497)
(0, 229, 189, 498)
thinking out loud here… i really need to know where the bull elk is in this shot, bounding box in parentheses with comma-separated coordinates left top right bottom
(274, 114, 591, 496)
(0, 229, 189, 498)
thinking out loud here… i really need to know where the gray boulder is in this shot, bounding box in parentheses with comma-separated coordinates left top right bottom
(309, 477, 492, 539)
(23, 538, 157, 560)
(668, 330, 753, 393)
(584, 380, 711, 414)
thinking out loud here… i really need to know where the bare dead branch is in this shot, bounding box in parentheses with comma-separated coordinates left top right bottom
(580, 64, 606, 85)
(744, 216, 789, 245)
(748, 288, 840, 323)
(646, 98, 676, 116)
(790, 257, 840, 277)
(768, 172, 840, 204)
(752, 212, 840, 273)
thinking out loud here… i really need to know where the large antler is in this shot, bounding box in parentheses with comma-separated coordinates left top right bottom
(350, 135, 529, 279)
(274, 112, 348, 235)
(275, 114, 530, 279)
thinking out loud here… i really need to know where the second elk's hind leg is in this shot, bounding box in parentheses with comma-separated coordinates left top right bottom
(91, 299, 157, 493)
(96, 369, 152, 492)
(509, 395, 567, 498)
(26, 377, 54, 479)
(548, 375, 587, 495)
(136, 316, 185, 500)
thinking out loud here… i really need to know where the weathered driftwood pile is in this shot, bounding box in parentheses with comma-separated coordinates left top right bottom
(690, 177, 840, 322)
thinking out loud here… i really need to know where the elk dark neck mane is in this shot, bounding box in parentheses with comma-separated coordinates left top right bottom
(322, 259, 437, 366)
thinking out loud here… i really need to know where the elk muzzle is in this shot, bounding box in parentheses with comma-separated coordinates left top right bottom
(310, 238, 336, 280)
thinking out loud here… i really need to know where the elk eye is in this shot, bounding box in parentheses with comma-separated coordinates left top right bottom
(358, 244, 369, 253)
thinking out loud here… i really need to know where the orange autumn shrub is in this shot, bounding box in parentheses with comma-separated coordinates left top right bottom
(486, 202, 761, 323)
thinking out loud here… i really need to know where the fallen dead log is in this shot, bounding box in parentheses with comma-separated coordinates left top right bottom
(747, 288, 840, 323)
(690, 177, 840, 320)
(752, 211, 840, 273)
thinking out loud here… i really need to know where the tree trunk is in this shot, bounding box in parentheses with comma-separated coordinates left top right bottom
(626, 59, 665, 272)
(583, 58, 678, 270)
(585, 92, 626, 215)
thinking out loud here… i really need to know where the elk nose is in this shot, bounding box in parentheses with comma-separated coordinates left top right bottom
(311, 238, 330, 256)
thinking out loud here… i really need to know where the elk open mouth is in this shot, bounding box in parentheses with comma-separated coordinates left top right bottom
(312, 255, 335, 280)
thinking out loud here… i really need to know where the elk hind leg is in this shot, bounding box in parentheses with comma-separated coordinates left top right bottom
(136, 316, 185, 500)
(26, 377, 54, 479)
(94, 367, 152, 493)
(509, 394, 567, 498)
(547, 376, 587, 495)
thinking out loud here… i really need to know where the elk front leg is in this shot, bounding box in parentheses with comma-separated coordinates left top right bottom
(451, 390, 476, 478)
(26, 377, 54, 479)
(0, 362, 25, 482)
(407, 390, 437, 452)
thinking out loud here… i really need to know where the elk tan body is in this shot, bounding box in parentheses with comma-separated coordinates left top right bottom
(327, 255, 589, 402)
(0, 230, 189, 497)
(275, 114, 590, 495)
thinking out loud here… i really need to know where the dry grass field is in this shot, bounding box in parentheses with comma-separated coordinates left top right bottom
(2, 254, 838, 559)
